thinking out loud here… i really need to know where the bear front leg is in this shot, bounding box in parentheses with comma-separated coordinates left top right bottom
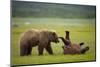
(45, 45, 53, 55)
(38, 45, 44, 55)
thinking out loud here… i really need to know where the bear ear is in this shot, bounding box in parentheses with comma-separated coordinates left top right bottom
(52, 32, 56, 35)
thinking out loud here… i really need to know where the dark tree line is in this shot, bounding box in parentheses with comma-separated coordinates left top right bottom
(12, 1, 96, 18)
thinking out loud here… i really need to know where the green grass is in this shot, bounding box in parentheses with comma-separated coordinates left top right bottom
(11, 18, 96, 66)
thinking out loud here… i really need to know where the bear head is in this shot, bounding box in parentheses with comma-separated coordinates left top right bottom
(48, 31, 59, 43)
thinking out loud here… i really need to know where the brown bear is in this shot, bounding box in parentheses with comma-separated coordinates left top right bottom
(62, 43, 89, 54)
(59, 31, 89, 54)
(20, 29, 59, 56)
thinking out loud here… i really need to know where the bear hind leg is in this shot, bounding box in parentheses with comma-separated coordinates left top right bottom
(38, 45, 44, 55)
(81, 46, 89, 54)
(20, 45, 26, 56)
(27, 46, 32, 55)
(79, 42, 84, 46)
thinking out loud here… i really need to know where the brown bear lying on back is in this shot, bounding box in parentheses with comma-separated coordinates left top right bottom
(59, 31, 89, 54)
(62, 43, 89, 54)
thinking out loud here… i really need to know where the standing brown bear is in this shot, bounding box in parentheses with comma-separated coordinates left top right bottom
(20, 29, 59, 56)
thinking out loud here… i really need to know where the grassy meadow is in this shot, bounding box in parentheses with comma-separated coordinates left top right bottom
(11, 17, 96, 66)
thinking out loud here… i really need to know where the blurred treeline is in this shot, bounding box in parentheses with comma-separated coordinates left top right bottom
(12, 1, 96, 18)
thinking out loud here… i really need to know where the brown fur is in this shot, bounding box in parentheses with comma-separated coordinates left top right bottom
(62, 43, 81, 54)
(20, 29, 59, 56)
(62, 43, 89, 54)
(61, 31, 89, 54)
